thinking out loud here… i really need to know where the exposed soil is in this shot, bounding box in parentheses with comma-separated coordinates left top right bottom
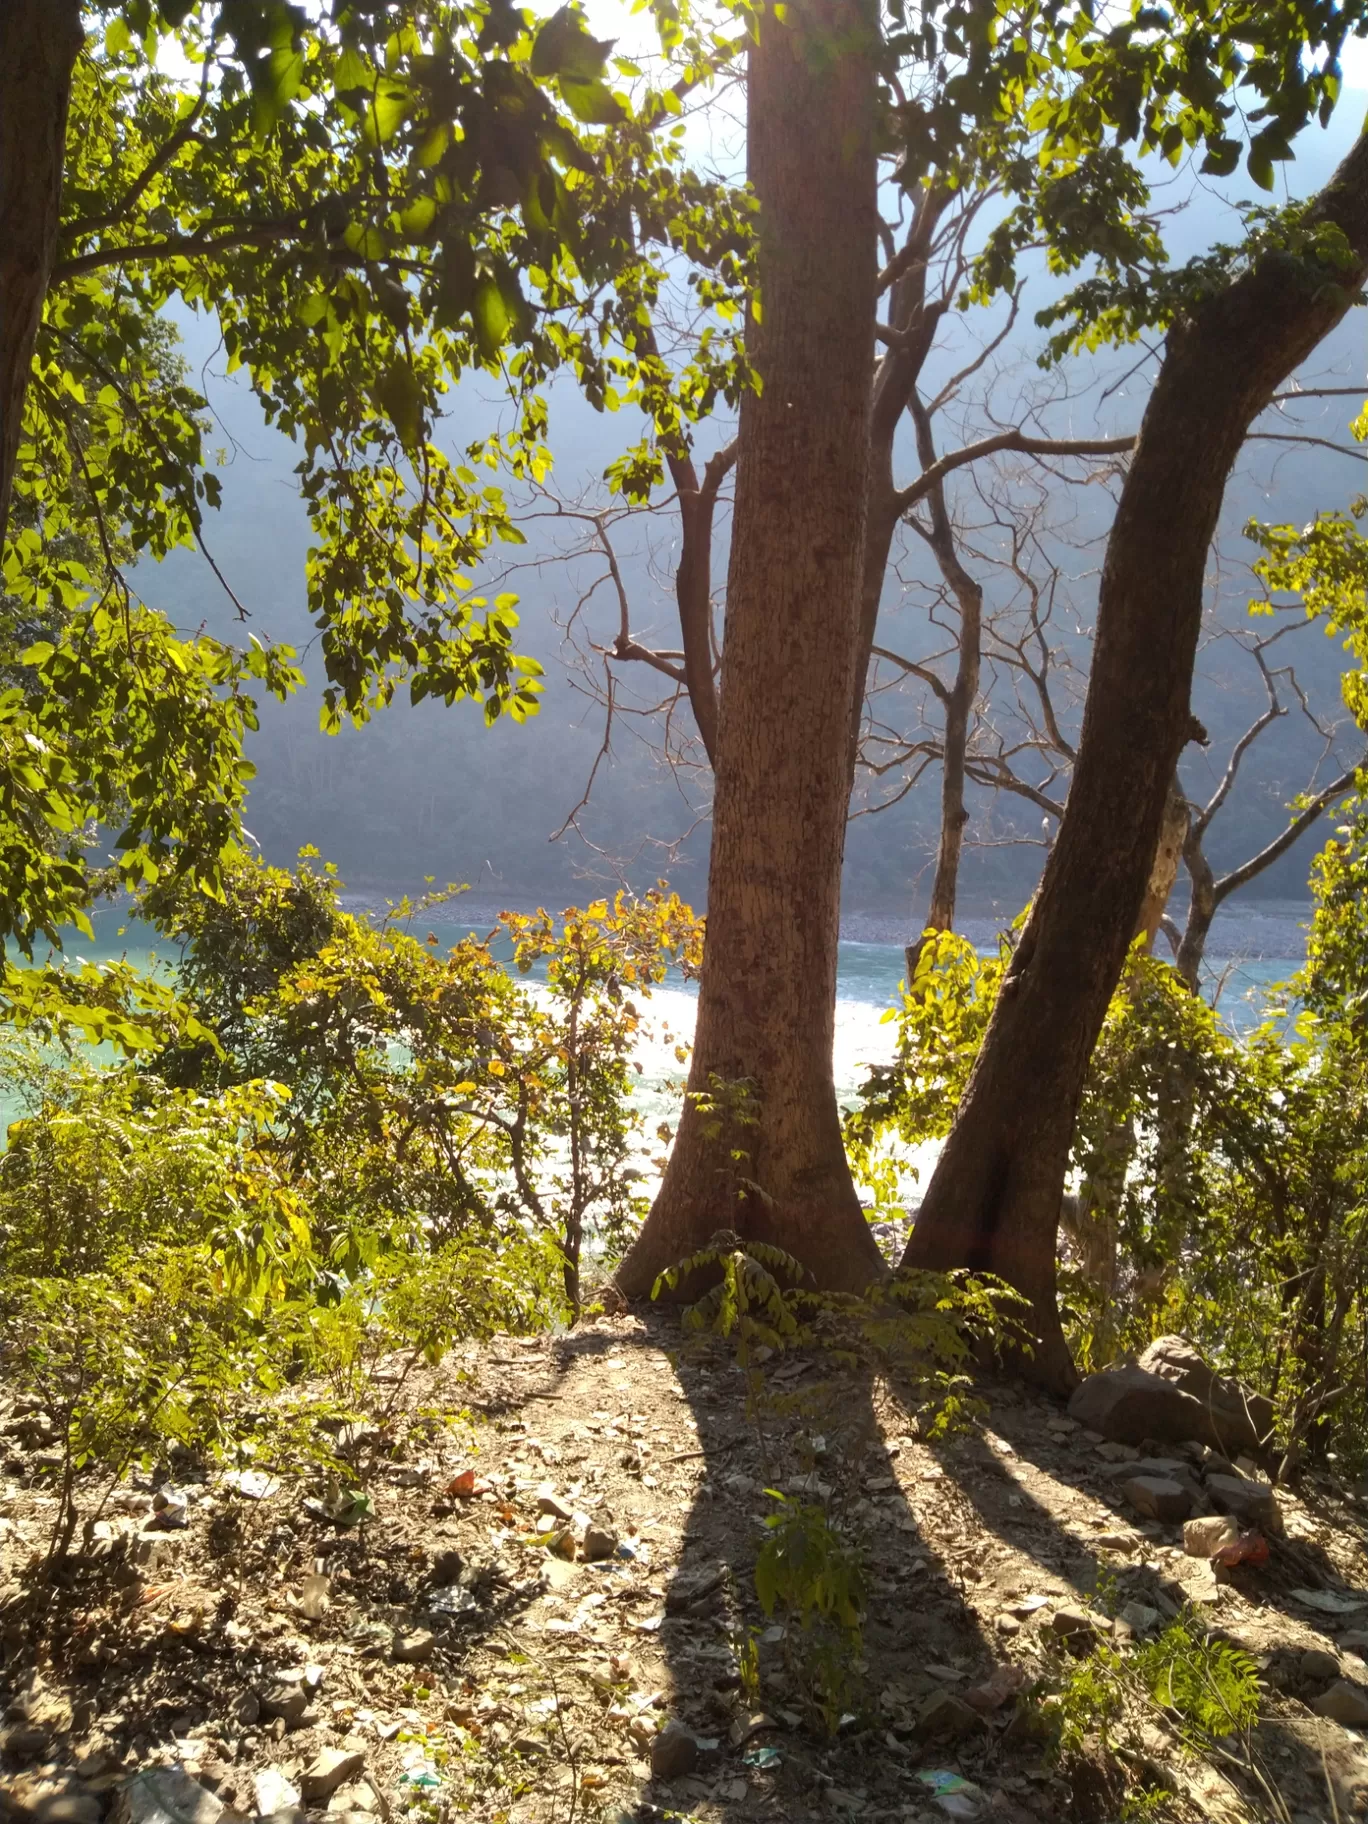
(5, 1308, 1368, 1824)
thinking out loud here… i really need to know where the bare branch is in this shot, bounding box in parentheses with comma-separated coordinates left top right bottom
(892, 430, 1136, 518)
(1212, 763, 1363, 907)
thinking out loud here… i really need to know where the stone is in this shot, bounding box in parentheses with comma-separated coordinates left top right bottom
(251, 1771, 300, 1818)
(427, 1549, 462, 1587)
(257, 1688, 307, 1729)
(1069, 1366, 1232, 1453)
(1049, 1606, 1103, 1646)
(1136, 1336, 1274, 1457)
(1118, 1602, 1162, 1636)
(535, 1485, 572, 1523)
(1095, 1441, 1138, 1463)
(1302, 1650, 1341, 1687)
(1, 1777, 103, 1824)
(649, 1722, 699, 1780)
(298, 1574, 330, 1621)
(1341, 1630, 1368, 1654)
(581, 1525, 618, 1564)
(912, 1689, 981, 1743)
(1183, 1515, 1239, 1558)
(1313, 1680, 1368, 1727)
(665, 1567, 727, 1614)
(0, 1726, 51, 1763)
(111, 1768, 244, 1824)
(233, 1694, 260, 1729)
(1122, 1476, 1192, 1523)
(300, 1752, 365, 1804)
(1206, 1473, 1279, 1530)
(390, 1631, 435, 1665)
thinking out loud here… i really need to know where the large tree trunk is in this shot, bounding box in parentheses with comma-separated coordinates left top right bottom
(615, 0, 883, 1298)
(901, 133, 1368, 1392)
(0, 0, 82, 548)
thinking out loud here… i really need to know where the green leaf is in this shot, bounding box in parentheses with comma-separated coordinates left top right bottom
(472, 275, 512, 357)
(374, 361, 424, 451)
(530, 6, 615, 81)
(559, 77, 625, 124)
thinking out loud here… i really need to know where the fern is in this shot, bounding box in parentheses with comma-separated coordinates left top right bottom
(1134, 1618, 1260, 1741)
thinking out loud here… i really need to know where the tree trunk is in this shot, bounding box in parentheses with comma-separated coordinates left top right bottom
(905, 397, 982, 976)
(1175, 824, 1217, 991)
(901, 132, 1368, 1392)
(0, 0, 83, 548)
(1135, 777, 1190, 952)
(615, 0, 883, 1298)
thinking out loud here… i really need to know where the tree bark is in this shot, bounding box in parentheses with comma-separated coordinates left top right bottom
(615, 0, 883, 1298)
(0, 0, 83, 549)
(1135, 777, 1190, 953)
(901, 132, 1368, 1392)
(1176, 761, 1360, 989)
(904, 396, 982, 974)
(849, 191, 949, 784)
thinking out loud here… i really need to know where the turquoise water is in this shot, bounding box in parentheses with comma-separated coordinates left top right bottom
(9, 901, 1305, 1127)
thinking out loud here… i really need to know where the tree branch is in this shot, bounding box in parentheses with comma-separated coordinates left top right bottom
(892, 430, 1136, 517)
(1212, 763, 1363, 906)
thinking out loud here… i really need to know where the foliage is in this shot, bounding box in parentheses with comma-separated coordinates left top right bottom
(1042, 1612, 1259, 1801)
(754, 1492, 867, 1735)
(1, 1240, 282, 1561)
(659, 1228, 1028, 1440)
(845, 928, 1006, 1217)
(1134, 1617, 1261, 1743)
(500, 887, 703, 1306)
(144, 856, 701, 1309)
(1247, 495, 1368, 735)
(2, 0, 742, 1004)
(0, 1034, 289, 1277)
(0, 855, 703, 1570)
(847, 921, 1368, 1470)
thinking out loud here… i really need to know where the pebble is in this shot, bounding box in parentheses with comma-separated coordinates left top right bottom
(1302, 1650, 1341, 1686)
(581, 1524, 618, 1563)
(257, 1688, 308, 1729)
(913, 1690, 981, 1742)
(1122, 1475, 1192, 1523)
(650, 1721, 699, 1780)
(111, 1767, 239, 1824)
(1183, 1515, 1239, 1557)
(1206, 1472, 1279, 1529)
(300, 1750, 366, 1803)
(391, 1631, 436, 1665)
(1313, 1680, 1368, 1727)
(252, 1770, 300, 1817)
(1049, 1605, 1103, 1645)
(1118, 1601, 1162, 1636)
(1, 1775, 102, 1824)
(536, 1485, 573, 1522)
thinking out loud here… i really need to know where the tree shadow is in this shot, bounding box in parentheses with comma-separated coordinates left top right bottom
(928, 1382, 1368, 1824)
(610, 1309, 1088, 1824)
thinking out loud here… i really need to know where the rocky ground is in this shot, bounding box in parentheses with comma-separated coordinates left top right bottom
(5, 1309, 1368, 1824)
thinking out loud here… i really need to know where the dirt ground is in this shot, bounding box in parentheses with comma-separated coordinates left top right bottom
(6, 1307, 1368, 1824)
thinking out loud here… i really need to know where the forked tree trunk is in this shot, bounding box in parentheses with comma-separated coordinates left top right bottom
(615, 0, 883, 1298)
(0, 0, 83, 547)
(902, 133, 1368, 1392)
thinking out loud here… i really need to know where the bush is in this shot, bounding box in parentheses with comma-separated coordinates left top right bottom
(846, 910, 1368, 1472)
